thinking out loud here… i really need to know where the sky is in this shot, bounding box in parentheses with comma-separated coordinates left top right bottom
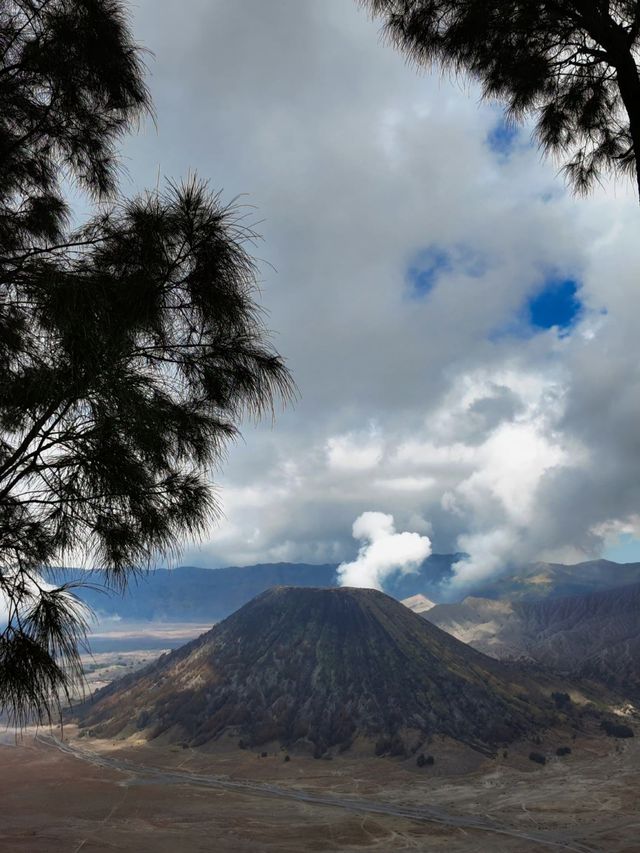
(110, 0, 640, 588)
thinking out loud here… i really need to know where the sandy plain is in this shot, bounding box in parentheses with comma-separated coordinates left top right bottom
(0, 720, 638, 853)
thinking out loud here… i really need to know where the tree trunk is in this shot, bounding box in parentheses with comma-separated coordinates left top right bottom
(580, 4, 640, 201)
(614, 51, 640, 203)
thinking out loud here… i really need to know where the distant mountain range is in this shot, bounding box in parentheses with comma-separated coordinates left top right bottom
(463, 559, 640, 601)
(75, 587, 571, 755)
(45, 555, 460, 624)
(58, 563, 339, 623)
(45, 556, 640, 625)
(424, 582, 640, 700)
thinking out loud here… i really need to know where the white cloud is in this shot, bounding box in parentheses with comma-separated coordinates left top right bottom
(326, 427, 383, 471)
(337, 512, 432, 590)
(374, 475, 436, 492)
(456, 422, 568, 524)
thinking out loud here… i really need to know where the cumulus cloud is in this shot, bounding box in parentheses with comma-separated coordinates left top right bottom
(337, 512, 432, 590)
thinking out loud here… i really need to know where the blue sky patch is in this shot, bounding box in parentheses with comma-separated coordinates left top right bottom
(528, 276, 581, 331)
(603, 533, 640, 564)
(490, 274, 582, 341)
(487, 117, 519, 157)
(406, 244, 488, 299)
(406, 247, 451, 298)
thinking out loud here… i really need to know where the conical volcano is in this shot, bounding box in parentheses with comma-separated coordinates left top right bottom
(77, 587, 559, 754)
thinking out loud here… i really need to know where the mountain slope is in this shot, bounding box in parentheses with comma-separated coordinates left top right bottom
(76, 587, 562, 755)
(425, 583, 640, 698)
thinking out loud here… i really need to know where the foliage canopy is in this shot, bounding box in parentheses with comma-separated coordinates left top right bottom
(0, 1, 292, 722)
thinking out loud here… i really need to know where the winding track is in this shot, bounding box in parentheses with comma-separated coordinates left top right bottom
(38, 733, 600, 852)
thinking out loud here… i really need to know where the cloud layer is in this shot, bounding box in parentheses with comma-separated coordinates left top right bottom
(115, 0, 640, 585)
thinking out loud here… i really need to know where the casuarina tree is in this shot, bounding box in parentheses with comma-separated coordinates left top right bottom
(362, 1, 640, 198)
(0, 1, 293, 722)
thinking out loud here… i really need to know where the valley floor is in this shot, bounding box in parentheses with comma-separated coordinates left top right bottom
(0, 727, 638, 852)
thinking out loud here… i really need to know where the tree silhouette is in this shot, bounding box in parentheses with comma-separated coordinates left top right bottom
(363, 0, 640, 198)
(0, 1, 293, 723)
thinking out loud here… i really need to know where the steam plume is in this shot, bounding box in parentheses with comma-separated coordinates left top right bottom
(337, 511, 432, 590)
